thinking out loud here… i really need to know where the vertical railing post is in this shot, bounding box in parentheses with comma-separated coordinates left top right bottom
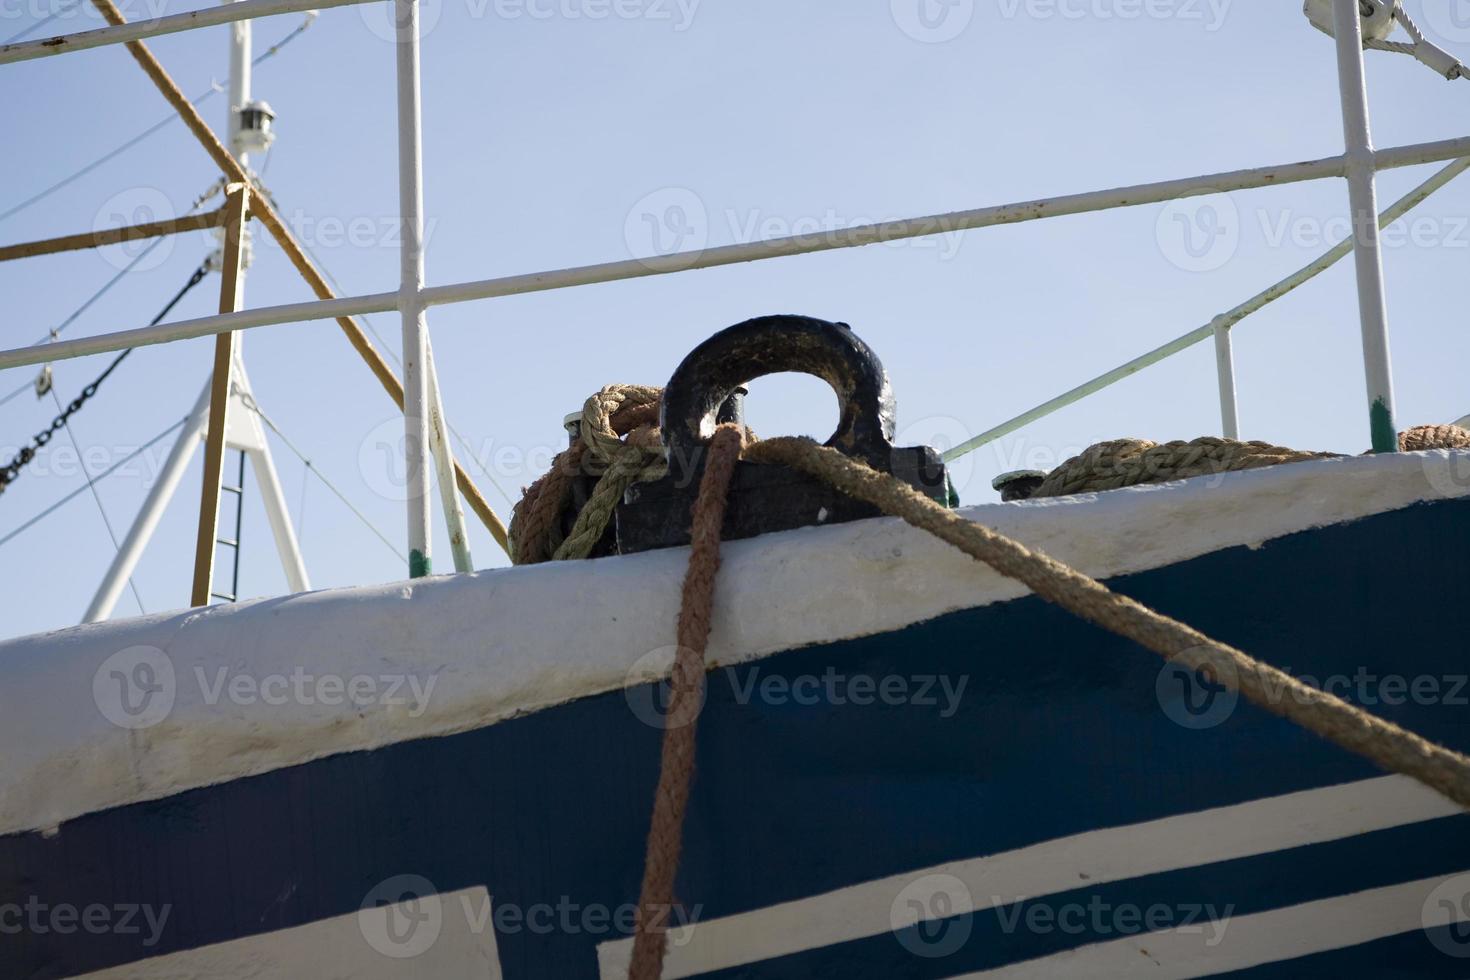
(1333, 0, 1399, 453)
(191, 182, 250, 606)
(1212, 317, 1240, 439)
(395, 0, 433, 577)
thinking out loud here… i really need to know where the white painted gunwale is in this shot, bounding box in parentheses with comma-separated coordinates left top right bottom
(1, 449, 1467, 837)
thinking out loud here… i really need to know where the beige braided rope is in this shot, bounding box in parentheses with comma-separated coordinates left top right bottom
(1400, 424, 1470, 452)
(554, 449, 661, 561)
(1032, 436, 1340, 499)
(509, 441, 588, 564)
(552, 387, 669, 562)
(1031, 426, 1470, 500)
(582, 385, 665, 465)
(509, 386, 665, 564)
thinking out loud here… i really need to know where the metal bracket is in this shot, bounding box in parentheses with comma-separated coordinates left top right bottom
(1304, 0, 1396, 42)
(616, 315, 949, 554)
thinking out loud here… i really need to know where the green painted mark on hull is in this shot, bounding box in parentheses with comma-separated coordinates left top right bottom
(1370, 398, 1397, 454)
(410, 549, 431, 578)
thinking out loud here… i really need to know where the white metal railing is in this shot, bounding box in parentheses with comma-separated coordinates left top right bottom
(940, 152, 1470, 462)
(1, 0, 1458, 578)
(5, 132, 1470, 377)
(0, 0, 346, 64)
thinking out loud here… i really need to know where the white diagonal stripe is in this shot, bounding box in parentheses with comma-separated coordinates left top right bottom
(950, 872, 1470, 979)
(597, 776, 1463, 978)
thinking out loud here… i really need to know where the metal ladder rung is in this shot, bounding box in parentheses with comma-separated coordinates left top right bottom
(209, 450, 248, 604)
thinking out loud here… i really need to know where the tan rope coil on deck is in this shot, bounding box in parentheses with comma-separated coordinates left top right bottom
(1030, 426, 1470, 500)
(509, 441, 586, 564)
(1400, 424, 1470, 452)
(628, 432, 1470, 980)
(552, 386, 668, 562)
(1031, 437, 1339, 499)
(508, 385, 662, 564)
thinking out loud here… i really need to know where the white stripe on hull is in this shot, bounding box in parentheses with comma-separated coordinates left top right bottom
(953, 873, 1470, 979)
(78, 887, 503, 980)
(597, 776, 1463, 978)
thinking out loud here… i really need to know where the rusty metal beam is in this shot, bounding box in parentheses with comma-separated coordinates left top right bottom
(0, 208, 228, 263)
(191, 184, 249, 608)
(85, 0, 510, 558)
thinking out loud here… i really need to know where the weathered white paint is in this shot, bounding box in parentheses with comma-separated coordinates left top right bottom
(77, 886, 502, 979)
(594, 775, 1461, 978)
(950, 873, 1470, 979)
(2, 449, 1467, 838)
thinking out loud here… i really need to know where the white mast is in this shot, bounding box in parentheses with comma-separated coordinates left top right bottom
(83, 3, 308, 622)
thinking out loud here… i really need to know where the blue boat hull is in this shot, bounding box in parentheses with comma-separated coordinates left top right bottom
(4, 496, 1470, 978)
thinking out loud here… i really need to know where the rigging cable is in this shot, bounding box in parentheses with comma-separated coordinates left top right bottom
(280, 218, 519, 511)
(32, 178, 224, 349)
(0, 416, 186, 549)
(0, 13, 316, 225)
(1372, 4, 1470, 80)
(1307, 1, 1470, 80)
(48, 385, 147, 613)
(0, 0, 80, 45)
(295, 457, 309, 540)
(233, 385, 407, 563)
(0, 178, 224, 413)
(0, 381, 32, 410)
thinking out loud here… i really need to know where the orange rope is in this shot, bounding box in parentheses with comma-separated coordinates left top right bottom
(627, 423, 745, 979)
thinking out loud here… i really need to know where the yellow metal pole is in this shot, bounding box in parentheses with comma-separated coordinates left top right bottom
(190, 184, 249, 607)
(86, 0, 511, 556)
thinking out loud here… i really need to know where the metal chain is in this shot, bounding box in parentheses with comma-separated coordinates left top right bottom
(0, 261, 211, 496)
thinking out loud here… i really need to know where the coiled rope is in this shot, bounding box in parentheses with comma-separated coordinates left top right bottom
(1029, 437, 1337, 499)
(1399, 423, 1470, 452)
(508, 384, 665, 564)
(1027, 425, 1470, 500)
(622, 424, 1470, 979)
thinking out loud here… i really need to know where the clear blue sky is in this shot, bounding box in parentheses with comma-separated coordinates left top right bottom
(2, 1, 1468, 639)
